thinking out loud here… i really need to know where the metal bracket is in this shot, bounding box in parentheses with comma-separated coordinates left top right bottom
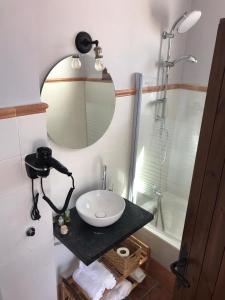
(170, 244, 191, 288)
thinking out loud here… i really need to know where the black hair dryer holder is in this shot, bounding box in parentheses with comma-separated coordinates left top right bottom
(25, 147, 75, 220)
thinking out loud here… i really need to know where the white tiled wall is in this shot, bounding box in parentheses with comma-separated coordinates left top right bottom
(133, 88, 206, 268)
(0, 119, 20, 160)
(167, 89, 206, 199)
(134, 89, 205, 202)
(0, 113, 57, 300)
(17, 113, 47, 155)
(133, 90, 172, 200)
(0, 97, 134, 291)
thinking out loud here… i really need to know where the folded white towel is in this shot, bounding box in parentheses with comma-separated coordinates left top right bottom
(129, 267, 146, 283)
(104, 279, 133, 300)
(73, 261, 116, 300)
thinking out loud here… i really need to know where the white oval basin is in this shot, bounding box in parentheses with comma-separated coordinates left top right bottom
(76, 190, 126, 227)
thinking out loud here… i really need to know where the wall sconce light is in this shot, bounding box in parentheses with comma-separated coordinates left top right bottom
(75, 31, 104, 72)
(71, 54, 81, 70)
(94, 45, 104, 71)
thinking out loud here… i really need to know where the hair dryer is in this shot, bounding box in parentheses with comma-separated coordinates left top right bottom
(25, 147, 71, 178)
(25, 147, 75, 220)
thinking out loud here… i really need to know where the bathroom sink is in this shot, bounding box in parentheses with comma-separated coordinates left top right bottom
(76, 190, 126, 227)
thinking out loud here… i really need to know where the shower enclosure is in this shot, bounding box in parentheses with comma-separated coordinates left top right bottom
(129, 11, 205, 250)
(129, 74, 205, 248)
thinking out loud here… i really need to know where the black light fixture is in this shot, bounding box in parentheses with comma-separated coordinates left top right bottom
(74, 31, 104, 71)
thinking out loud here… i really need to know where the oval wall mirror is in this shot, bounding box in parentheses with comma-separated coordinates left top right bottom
(41, 54, 115, 149)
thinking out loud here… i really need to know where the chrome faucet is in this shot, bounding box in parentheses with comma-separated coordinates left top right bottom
(102, 165, 107, 190)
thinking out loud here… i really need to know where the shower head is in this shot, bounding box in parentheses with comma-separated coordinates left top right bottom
(163, 55, 198, 68)
(173, 55, 198, 65)
(162, 10, 202, 39)
(176, 11, 202, 34)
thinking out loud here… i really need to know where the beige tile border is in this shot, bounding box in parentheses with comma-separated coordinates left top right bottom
(46, 77, 112, 83)
(0, 103, 48, 120)
(115, 83, 207, 97)
(0, 83, 207, 120)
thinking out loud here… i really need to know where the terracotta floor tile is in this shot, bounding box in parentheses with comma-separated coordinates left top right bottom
(142, 285, 173, 300)
(128, 275, 159, 300)
(146, 259, 175, 293)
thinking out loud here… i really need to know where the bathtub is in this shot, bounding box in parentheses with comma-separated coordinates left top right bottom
(134, 191, 188, 269)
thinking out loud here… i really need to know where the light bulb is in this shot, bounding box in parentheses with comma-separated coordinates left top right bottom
(71, 55, 81, 70)
(95, 58, 104, 71)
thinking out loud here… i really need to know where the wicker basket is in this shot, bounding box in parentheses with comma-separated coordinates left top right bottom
(59, 236, 150, 300)
(103, 237, 142, 276)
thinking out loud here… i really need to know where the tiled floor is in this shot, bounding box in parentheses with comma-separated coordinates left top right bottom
(128, 275, 159, 299)
(142, 285, 173, 300)
(127, 275, 173, 300)
(127, 258, 175, 300)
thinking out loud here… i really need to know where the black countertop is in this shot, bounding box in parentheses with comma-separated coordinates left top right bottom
(54, 199, 153, 265)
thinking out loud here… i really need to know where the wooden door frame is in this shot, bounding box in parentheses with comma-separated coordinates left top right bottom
(173, 18, 225, 299)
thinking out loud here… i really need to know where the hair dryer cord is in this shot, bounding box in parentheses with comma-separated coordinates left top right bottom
(31, 179, 41, 220)
(30, 175, 75, 220)
(40, 175, 75, 215)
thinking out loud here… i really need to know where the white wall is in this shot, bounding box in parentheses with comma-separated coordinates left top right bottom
(0, 0, 198, 295)
(183, 0, 225, 85)
(38, 0, 193, 89)
(0, 0, 193, 109)
(0, 114, 57, 300)
(39, 0, 195, 89)
(0, 0, 40, 107)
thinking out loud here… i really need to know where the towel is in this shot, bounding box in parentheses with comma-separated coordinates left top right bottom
(73, 261, 116, 300)
(129, 267, 146, 283)
(104, 279, 133, 300)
